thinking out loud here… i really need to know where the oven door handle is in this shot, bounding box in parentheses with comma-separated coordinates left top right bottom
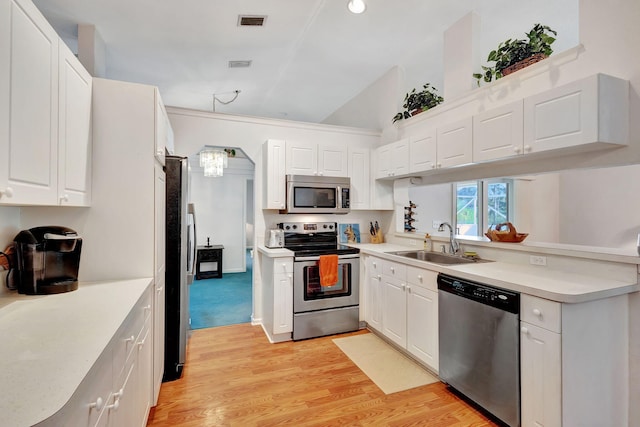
(294, 254, 360, 262)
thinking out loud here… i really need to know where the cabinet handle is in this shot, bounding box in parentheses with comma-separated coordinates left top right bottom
(106, 399, 120, 411)
(524, 145, 532, 153)
(513, 146, 521, 154)
(407, 285, 411, 293)
(372, 262, 377, 267)
(377, 275, 381, 279)
(532, 308, 542, 317)
(417, 275, 423, 281)
(521, 326, 529, 336)
(0, 187, 14, 199)
(89, 397, 104, 411)
(138, 338, 146, 348)
(437, 163, 442, 168)
(60, 194, 69, 203)
(390, 267, 395, 273)
(401, 284, 406, 291)
(431, 164, 436, 169)
(126, 335, 135, 343)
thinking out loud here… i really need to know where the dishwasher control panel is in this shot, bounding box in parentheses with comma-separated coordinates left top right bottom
(437, 273, 519, 314)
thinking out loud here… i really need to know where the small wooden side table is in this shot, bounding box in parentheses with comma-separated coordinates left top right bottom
(195, 245, 224, 279)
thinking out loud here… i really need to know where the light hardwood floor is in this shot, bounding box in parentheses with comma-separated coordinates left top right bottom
(147, 324, 498, 427)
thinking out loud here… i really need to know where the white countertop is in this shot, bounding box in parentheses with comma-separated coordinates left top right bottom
(351, 243, 639, 303)
(0, 278, 152, 427)
(257, 245, 293, 258)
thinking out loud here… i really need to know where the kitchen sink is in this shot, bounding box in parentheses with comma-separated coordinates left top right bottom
(387, 250, 491, 265)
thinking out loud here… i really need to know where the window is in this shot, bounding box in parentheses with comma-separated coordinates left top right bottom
(454, 179, 513, 237)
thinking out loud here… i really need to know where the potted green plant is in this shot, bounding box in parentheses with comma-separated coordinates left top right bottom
(393, 83, 444, 123)
(473, 23, 557, 85)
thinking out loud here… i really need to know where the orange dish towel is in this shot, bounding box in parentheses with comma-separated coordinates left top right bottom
(319, 254, 339, 287)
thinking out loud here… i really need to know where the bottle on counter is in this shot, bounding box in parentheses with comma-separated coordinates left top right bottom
(423, 233, 432, 251)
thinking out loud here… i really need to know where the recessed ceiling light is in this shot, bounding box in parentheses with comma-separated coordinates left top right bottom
(238, 15, 267, 26)
(347, 0, 366, 14)
(228, 60, 252, 68)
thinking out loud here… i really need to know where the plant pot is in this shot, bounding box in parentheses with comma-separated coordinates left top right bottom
(410, 108, 423, 117)
(501, 53, 548, 76)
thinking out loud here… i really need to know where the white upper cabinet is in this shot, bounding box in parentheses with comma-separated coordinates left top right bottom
(473, 100, 524, 162)
(154, 91, 170, 165)
(1, 0, 94, 207)
(436, 117, 472, 169)
(58, 40, 92, 206)
(0, 0, 59, 205)
(347, 147, 370, 210)
(375, 138, 409, 179)
(524, 74, 629, 153)
(286, 142, 348, 177)
(263, 139, 287, 210)
(409, 130, 437, 173)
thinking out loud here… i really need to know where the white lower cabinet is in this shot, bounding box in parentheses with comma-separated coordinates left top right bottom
(520, 321, 561, 427)
(406, 267, 438, 371)
(60, 283, 154, 427)
(366, 258, 438, 372)
(520, 293, 629, 427)
(261, 254, 294, 342)
(364, 256, 383, 331)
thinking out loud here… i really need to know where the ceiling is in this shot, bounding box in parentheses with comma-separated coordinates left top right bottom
(33, 0, 578, 124)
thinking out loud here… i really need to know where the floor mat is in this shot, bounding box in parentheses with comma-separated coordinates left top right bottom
(333, 333, 439, 394)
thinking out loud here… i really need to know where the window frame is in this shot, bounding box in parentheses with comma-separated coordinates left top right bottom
(453, 178, 514, 237)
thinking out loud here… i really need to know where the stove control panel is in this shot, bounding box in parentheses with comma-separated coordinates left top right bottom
(279, 222, 336, 233)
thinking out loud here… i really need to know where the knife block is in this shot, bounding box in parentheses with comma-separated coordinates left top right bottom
(370, 232, 384, 244)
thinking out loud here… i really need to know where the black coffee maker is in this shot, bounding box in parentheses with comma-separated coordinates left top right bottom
(13, 226, 82, 295)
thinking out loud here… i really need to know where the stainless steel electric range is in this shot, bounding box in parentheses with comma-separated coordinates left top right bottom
(279, 222, 360, 340)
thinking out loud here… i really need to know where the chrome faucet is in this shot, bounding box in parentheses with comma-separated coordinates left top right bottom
(438, 222, 460, 255)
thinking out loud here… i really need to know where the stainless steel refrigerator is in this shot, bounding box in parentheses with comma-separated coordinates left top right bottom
(164, 155, 196, 382)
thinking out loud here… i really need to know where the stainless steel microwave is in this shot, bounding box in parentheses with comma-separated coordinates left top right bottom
(283, 175, 350, 214)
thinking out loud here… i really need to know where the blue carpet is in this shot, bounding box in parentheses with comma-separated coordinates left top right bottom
(189, 250, 253, 329)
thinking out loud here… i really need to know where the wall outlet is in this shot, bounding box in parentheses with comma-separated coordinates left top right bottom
(530, 255, 547, 266)
(433, 220, 441, 229)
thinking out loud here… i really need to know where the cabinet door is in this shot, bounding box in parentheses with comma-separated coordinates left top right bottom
(407, 284, 438, 371)
(366, 271, 383, 332)
(473, 101, 524, 162)
(152, 164, 165, 405)
(348, 147, 370, 209)
(286, 142, 317, 175)
(263, 139, 286, 209)
(436, 117, 472, 168)
(0, 0, 59, 205)
(374, 144, 391, 179)
(409, 131, 437, 173)
(58, 41, 92, 206)
(381, 276, 407, 347)
(154, 91, 168, 165)
(136, 324, 153, 427)
(523, 74, 628, 153)
(273, 272, 293, 334)
(318, 144, 348, 177)
(520, 321, 562, 427)
(391, 139, 410, 176)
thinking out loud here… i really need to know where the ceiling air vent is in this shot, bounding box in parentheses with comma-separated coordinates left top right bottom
(228, 60, 252, 68)
(238, 15, 267, 27)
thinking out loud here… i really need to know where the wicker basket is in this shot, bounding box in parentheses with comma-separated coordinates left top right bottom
(501, 53, 548, 76)
(485, 222, 529, 243)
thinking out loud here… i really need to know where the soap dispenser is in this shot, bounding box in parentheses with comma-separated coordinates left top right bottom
(423, 233, 432, 251)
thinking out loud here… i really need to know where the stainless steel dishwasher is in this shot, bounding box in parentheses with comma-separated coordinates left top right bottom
(437, 273, 520, 427)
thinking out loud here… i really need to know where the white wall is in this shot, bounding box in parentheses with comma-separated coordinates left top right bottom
(0, 207, 20, 295)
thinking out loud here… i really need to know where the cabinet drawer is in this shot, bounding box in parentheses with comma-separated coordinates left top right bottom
(274, 258, 293, 274)
(367, 257, 383, 275)
(382, 260, 407, 280)
(406, 266, 438, 292)
(198, 249, 221, 262)
(521, 294, 561, 333)
(112, 288, 152, 380)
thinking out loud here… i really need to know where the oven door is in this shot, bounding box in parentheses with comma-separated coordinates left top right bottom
(293, 255, 359, 313)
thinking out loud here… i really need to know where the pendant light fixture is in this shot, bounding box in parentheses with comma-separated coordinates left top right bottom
(347, 0, 366, 14)
(199, 148, 229, 177)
